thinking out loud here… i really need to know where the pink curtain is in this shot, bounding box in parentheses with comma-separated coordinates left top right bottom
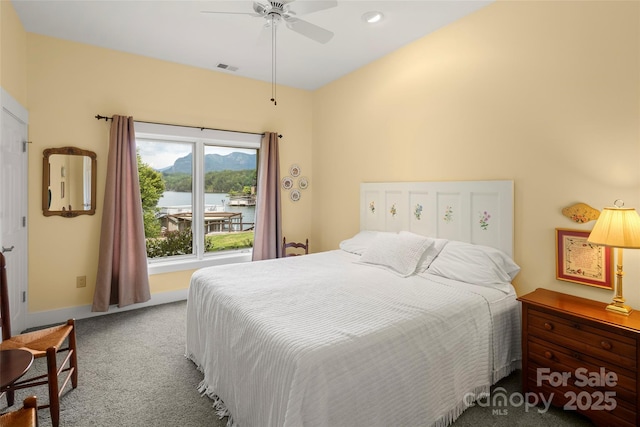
(252, 132, 282, 261)
(92, 115, 150, 312)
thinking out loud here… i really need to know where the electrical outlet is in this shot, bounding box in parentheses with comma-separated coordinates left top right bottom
(76, 276, 87, 288)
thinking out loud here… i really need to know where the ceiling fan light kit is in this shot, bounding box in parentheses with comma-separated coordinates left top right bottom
(203, 0, 337, 106)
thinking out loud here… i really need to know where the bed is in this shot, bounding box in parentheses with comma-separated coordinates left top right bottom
(186, 180, 522, 427)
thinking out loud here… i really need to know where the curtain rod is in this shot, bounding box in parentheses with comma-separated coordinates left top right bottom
(94, 115, 282, 138)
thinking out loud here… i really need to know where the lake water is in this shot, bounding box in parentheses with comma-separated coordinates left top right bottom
(158, 191, 255, 224)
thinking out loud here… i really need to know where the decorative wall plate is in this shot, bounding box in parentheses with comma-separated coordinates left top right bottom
(562, 203, 600, 223)
(298, 177, 309, 190)
(281, 176, 294, 190)
(290, 164, 301, 177)
(290, 189, 301, 202)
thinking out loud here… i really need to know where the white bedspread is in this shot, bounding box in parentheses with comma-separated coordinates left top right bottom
(186, 250, 520, 427)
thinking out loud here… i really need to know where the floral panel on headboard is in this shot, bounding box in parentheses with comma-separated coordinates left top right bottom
(360, 180, 514, 257)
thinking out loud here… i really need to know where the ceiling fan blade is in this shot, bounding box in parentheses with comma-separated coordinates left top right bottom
(200, 11, 261, 17)
(285, 17, 333, 44)
(253, 1, 269, 15)
(288, 0, 337, 16)
(201, 1, 269, 17)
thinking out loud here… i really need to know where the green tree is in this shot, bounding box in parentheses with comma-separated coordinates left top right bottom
(163, 172, 192, 192)
(203, 169, 255, 193)
(137, 153, 165, 238)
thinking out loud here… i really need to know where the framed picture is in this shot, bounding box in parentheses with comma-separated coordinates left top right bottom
(555, 228, 613, 289)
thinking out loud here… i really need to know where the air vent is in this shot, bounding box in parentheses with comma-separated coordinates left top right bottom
(217, 63, 239, 72)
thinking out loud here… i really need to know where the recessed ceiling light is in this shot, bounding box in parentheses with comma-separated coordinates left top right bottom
(362, 11, 384, 24)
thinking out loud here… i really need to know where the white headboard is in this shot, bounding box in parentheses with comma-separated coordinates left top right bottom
(360, 180, 514, 257)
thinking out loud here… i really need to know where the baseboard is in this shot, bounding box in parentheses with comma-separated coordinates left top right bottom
(25, 289, 189, 329)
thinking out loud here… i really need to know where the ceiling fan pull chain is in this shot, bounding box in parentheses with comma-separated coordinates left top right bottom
(271, 18, 277, 106)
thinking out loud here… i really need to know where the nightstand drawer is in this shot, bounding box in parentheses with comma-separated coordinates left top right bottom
(528, 336, 636, 406)
(527, 308, 636, 369)
(527, 364, 637, 427)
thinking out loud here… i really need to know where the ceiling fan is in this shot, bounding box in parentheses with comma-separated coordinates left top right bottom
(202, 1, 337, 44)
(202, 1, 338, 105)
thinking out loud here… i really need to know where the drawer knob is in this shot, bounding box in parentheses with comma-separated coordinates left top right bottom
(544, 322, 554, 331)
(544, 351, 554, 360)
(600, 340, 612, 350)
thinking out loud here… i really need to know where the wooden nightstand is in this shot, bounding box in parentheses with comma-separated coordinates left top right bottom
(518, 288, 640, 427)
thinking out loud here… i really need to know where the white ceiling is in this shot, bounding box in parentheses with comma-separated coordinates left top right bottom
(11, 0, 492, 91)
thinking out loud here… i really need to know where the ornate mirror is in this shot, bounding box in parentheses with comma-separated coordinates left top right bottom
(43, 147, 97, 217)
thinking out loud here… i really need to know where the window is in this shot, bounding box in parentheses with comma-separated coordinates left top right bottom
(135, 122, 261, 274)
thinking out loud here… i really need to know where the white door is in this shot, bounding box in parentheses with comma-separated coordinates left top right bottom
(1, 89, 28, 336)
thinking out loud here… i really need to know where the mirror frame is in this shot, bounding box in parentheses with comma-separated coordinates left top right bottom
(42, 146, 97, 217)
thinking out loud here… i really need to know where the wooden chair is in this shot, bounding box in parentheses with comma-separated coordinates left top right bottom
(0, 253, 78, 427)
(282, 237, 309, 257)
(0, 396, 38, 427)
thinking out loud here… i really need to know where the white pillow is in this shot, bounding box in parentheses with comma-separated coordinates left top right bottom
(427, 240, 520, 292)
(358, 232, 433, 277)
(412, 235, 449, 273)
(339, 230, 395, 255)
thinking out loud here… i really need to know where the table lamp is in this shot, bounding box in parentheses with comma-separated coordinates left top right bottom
(587, 200, 640, 315)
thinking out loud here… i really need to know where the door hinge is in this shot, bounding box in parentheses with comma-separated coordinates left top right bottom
(22, 216, 26, 227)
(22, 291, 26, 303)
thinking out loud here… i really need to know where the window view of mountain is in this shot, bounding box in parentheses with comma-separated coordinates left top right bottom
(159, 152, 257, 174)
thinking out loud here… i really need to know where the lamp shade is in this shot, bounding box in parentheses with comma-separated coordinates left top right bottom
(588, 207, 640, 249)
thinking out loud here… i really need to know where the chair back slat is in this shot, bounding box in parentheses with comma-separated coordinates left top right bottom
(282, 238, 309, 257)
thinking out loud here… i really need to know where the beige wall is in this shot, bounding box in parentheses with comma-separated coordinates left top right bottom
(25, 34, 313, 312)
(313, 1, 640, 305)
(1, 0, 28, 105)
